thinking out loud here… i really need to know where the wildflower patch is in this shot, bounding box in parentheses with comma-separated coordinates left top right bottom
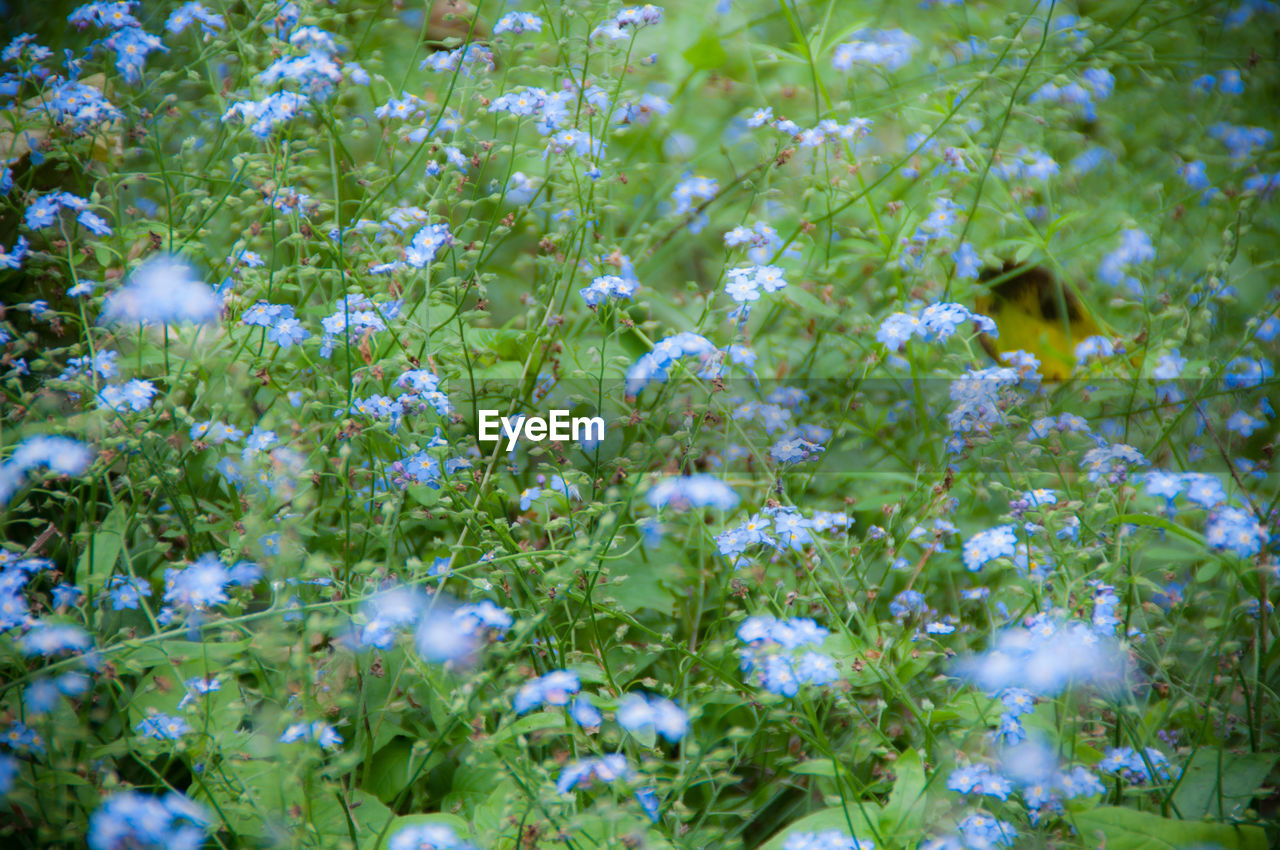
(0, 2, 1277, 849)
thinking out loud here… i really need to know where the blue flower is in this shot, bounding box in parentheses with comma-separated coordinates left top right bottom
(357, 586, 427, 649)
(163, 554, 232, 610)
(101, 256, 220, 325)
(1057, 765, 1106, 798)
(280, 720, 343, 749)
(1206, 506, 1267, 557)
(876, 303, 994, 351)
(69, 2, 140, 30)
(514, 669, 581, 713)
(1207, 122, 1272, 161)
(405, 223, 453, 268)
(956, 813, 1017, 848)
(1218, 68, 1244, 94)
(136, 714, 191, 741)
(413, 595, 492, 665)
(106, 575, 150, 610)
(88, 790, 210, 850)
(645, 474, 738, 511)
(494, 11, 542, 34)
(947, 764, 1013, 800)
(580, 274, 639, 305)
(952, 242, 981, 278)
(222, 91, 311, 137)
(104, 26, 167, 84)
(165, 2, 225, 35)
(890, 590, 928, 619)
(591, 5, 663, 41)
(0, 753, 17, 794)
(388, 823, 475, 850)
(421, 43, 494, 75)
(23, 678, 62, 714)
(671, 175, 717, 216)
(1000, 688, 1035, 717)
(21, 622, 92, 655)
(992, 147, 1059, 181)
(833, 28, 918, 71)
(569, 696, 602, 729)
(782, 829, 874, 850)
(177, 677, 221, 709)
(770, 435, 823, 464)
(962, 525, 1017, 571)
(617, 693, 688, 742)
(1079, 441, 1147, 483)
(556, 754, 631, 794)
(794, 651, 839, 685)
(0, 236, 29, 269)
(953, 615, 1128, 696)
(1097, 746, 1171, 783)
(51, 583, 83, 609)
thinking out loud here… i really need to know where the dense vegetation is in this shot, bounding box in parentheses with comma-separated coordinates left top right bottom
(1, 1, 1278, 848)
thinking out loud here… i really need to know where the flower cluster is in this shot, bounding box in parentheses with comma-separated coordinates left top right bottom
(876, 303, 997, 350)
(953, 614, 1129, 698)
(25, 191, 112, 235)
(716, 506, 851, 564)
(580, 273, 639, 305)
(737, 615, 839, 696)
(555, 754, 661, 820)
(87, 790, 210, 850)
(388, 823, 476, 850)
(1097, 228, 1155, 293)
(782, 830, 875, 850)
(0, 435, 92, 505)
(617, 692, 689, 742)
(832, 28, 918, 71)
(101, 255, 219, 325)
(645, 474, 739, 512)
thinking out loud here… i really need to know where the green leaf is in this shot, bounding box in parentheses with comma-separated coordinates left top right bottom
(363, 738, 432, 805)
(1111, 514, 1205, 546)
(881, 749, 927, 835)
(790, 759, 842, 777)
(487, 711, 566, 745)
(1072, 806, 1268, 850)
(682, 29, 728, 70)
(1195, 561, 1222, 583)
(116, 638, 254, 675)
(78, 503, 125, 589)
(316, 791, 395, 847)
(784, 286, 832, 318)
(1171, 749, 1278, 820)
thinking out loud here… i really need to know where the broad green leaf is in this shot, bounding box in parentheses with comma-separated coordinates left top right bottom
(363, 738, 440, 805)
(116, 638, 254, 675)
(1111, 514, 1205, 546)
(486, 711, 565, 745)
(314, 791, 396, 846)
(1171, 749, 1278, 820)
(682, 29, 728, 70)
(77, 503, 126, 589)
(1072, 806, 1268, 850)
(785, 286, 832, 318)
(1196, 561, 1222, 583)
(790, 759, 842, 777)
(881, 749, 927, 835)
